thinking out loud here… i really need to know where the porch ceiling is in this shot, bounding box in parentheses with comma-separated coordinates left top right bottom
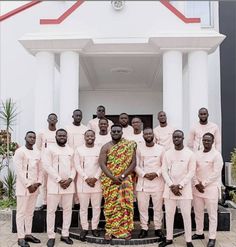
(79, 54, 163, 92)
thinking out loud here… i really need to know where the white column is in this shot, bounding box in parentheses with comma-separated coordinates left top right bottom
(188, 50, 208, 128)
(35, 51, 54, 132)
(163, 50, 183, 129)
(60, 51, 79, 127)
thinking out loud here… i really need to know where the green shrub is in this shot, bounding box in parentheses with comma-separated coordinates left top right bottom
(230, 148, 236, 181)
(0, 198, 16, 209)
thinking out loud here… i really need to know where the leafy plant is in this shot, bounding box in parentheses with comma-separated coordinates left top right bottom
(0, 197, 16, 209)
(0, 98, 18, 161)
(230, 148, 236, 181)
(3, 169, 16, 200)
(229, 191, 236, 204)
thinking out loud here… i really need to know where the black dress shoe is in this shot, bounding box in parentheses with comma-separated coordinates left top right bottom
(192, 233, 205, 240)
(47, 238, 55, 247)
(18, 239, 30, 247)
(60, 236, 73, 245)
(186, 242, 194, 247)
(138, 229, 148, 238)
(159, 239, 173, 247)
(25, 235, 41, 243)
(155, 229, 165, 240)
(207, 239, 216, 247)
(92, 229, 100, 237)
(80, 230, 88, 242)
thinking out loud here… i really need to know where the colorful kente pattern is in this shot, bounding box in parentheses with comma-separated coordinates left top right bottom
(101, 138, 137, 238)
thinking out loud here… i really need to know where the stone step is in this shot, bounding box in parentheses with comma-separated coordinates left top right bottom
(56, 227, 185, 245)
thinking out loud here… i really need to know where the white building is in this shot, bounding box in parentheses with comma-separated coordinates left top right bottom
(0, 1, 225, 145)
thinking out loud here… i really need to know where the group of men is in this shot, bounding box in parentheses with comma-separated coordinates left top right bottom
(14, 105, 223, 247)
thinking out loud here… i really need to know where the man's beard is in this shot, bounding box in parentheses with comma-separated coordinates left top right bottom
(56, 139, 67, 146)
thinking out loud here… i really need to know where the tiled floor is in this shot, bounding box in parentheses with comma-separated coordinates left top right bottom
(0, 217, 235, 247)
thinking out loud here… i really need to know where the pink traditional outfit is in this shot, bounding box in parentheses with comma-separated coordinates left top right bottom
(127, 131, 144, 146)
(188, 122, 221, 152)
(65, 123, 88, 150)
(193, 148, 223, 239)
(43, 144, 75, 239)
(87, 117, 113, 134)
(122, 125, 134, 139)
(36, 129, 57, 206)
(74, 144, 102, 230)
(162, 147, 196, 242)
(14, 146, 42, 239)
(136, 143, 164, 231)
(153, 125, 175, 150)
(94, 133, 111, 148)
(65, 123, 88, 205)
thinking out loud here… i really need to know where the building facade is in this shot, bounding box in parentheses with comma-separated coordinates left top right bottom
(0, 1, 225, 151)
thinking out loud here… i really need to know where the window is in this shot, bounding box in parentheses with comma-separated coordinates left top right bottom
(185, 1, 212, 27)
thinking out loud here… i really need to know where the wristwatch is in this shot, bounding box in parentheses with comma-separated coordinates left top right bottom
(178, 185, 183, 190)
(121, 174, 125, 179)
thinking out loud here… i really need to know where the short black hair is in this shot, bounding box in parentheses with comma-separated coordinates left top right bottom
(84, 129, 95, 135)
(48, 113, 58, 118)
(119, 113, 129, 117)
(56, 128, 67, 135)
(111, 124, 123, 130)
(143, 127, 153, 132)
(25, 131, 36, 137)
(203, 132, 214, 141)
(73, 109, 82, 114)
(99, 117, 109, 124)
(198, 107, 208, 113)
(173, 129, 184, 136)
(97, 105, 105, 110)
(131, 116, 142, 122)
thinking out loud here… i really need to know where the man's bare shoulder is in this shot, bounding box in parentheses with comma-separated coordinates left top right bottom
(101, 141, 113, 152)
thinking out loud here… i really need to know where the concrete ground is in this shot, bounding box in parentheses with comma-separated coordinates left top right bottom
(0, 209, 236, 247)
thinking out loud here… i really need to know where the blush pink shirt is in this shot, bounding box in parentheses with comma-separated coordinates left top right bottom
(87, 117, 113, 134)
(136, 143, 165, 192)
(43, 144, 76, 194)
(193, 148, 223, 199)
(153, 125, 175, 150)
(122, 125, 134, 139)
(65, 123, 88, 149)
(188, 122, 221, 152)
(94, 133, 111, 148)
(127, 131, 144, 146)
(14, 146, 42, 196)
(36, 129, 57, 151)
(162, 147, 196, 200)
(74, 145, 102, 193)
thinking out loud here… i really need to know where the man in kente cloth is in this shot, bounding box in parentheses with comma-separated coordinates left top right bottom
(99, 124, 137, 240)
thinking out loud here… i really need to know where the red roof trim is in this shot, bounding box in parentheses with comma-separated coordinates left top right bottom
(160, 0, 201, 24)
(40, 0, 84, 25)
(0, 0, 41, 22)
(0, 0, 200, 25)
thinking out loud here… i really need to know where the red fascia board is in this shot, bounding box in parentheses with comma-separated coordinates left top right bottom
(160, 0, 201, 24)
(0, 0, 41, 22)
(40, 0, 84, 25)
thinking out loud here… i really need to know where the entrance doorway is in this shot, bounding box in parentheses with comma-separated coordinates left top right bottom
(93, 114, 153, 129)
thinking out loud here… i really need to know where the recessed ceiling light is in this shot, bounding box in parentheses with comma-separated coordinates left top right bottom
(111, 67, 133, 74)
